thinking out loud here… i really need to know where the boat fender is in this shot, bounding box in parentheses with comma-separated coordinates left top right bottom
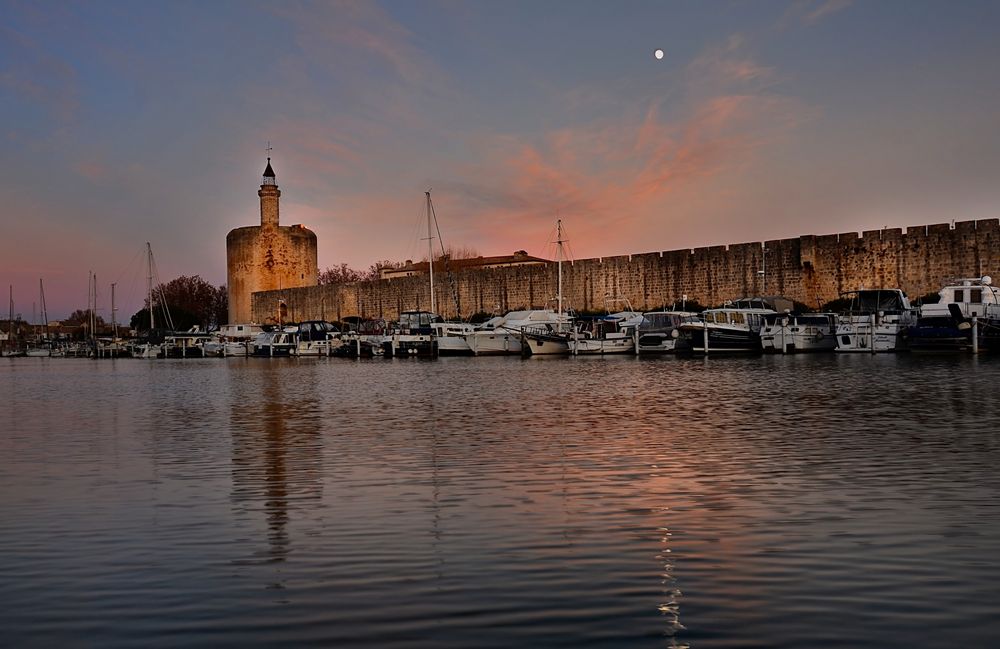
(815, 331, 824, 340)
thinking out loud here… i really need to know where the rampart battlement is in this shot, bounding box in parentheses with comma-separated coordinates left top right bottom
(251, 219, 1000, 323)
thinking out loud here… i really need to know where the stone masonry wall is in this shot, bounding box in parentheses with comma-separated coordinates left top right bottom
(251, 219, 1000, 323)
(228, 224, 318, 323)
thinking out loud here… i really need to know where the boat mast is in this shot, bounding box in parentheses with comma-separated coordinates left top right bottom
(146, 242, 154, 331)
(556, 219, 563, 317)
(87, 271, 92, 342)
(92, 273, 98, 345)
(6, 285, 12, 353)
(111, 282, 118, 340)
(426, 191, 435, 315)
(40, 278, 49, 341)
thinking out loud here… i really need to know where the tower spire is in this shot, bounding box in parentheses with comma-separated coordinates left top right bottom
(259, 148, 280, 226)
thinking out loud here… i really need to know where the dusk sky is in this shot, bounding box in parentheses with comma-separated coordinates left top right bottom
(3, 0, 1000, 318)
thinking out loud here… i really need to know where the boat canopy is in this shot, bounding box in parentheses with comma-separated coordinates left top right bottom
(841, 289, 909, 314)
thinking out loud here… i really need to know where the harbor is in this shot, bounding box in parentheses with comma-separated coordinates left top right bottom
(5, 2, 1000, 647)
(2, 353, 999, 648)
(6, 277, 1000, 359)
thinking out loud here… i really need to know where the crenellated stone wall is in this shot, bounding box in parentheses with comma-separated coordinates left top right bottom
(251, 219, 1000, 323)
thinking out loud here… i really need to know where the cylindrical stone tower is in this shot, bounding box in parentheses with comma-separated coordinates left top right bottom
(226, 158, 318, 324)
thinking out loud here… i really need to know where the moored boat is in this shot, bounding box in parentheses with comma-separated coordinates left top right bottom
(252, 330, 297, 356)
(431, 321, 476, 356)
(569, 310, 644, 355)
(293, 320, 342, 356)
(383, 311, 439, 358)
(522, 219, 574, 356)
(676, 298, 779, 354)
(636, 310, 698, 354)
(835, 289, 916, 353)
(908, 276, 1000, 352)
(466, 310, 571, 356)
(760, 312, 838, 353)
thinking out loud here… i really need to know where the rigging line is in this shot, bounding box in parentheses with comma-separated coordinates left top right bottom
(113, 244, 147, 323)
(112, 246, 144, 286)
(558, 220, 575, 263)
(429, 195, 461, 318)
(149, 248, 175, 331)
(402, 196, 427, 265)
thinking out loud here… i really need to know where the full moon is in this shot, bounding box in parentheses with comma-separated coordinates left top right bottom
(654, 49, 664, 60)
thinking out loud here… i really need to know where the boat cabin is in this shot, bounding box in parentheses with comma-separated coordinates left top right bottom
(396, 310, 443, 335)
(920, 277, 1000, 319)
(840, 289, 912, 316)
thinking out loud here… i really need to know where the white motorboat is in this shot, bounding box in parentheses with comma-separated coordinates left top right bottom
(465, 310, 572, 356)
(908, 276, 1000, 352)
(130, 342, 161, 358)
(208, 323, 266, 356)
(569, 310, 644, 355)
(760, 313, 838, 353)
(252, 330, 296, 356)
(431, 321, 476, 355)
(636, 311, 698, 354)
(292, 320, 342, 356)
(835, 289, 916, 353)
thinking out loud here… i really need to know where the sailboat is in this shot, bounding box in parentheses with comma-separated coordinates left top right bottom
(25, 279, 59, 357)
(130, 243, 166, 358)
(521, 220, 575, 356)
(2, 285, 23, 357)
(382, 191, 441, 358)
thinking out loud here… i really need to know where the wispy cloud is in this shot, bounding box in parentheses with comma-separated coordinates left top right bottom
(0, 25, 78, 128)
(686, 34, 779, 91)
(781, 0, 854, 28)
(392, 93, 809, 260)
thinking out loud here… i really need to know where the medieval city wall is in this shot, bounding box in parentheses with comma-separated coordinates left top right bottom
(251, 219, 1000, 323)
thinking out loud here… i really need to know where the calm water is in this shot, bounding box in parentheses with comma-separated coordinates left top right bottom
(1, 354, 998, 648)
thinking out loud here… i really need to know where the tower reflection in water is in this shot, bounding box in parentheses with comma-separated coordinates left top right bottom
(229, 364, 323, 585)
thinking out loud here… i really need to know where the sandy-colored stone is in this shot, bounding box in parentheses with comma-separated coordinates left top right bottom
(252, 219, 1000, 323)
(227, 161, 317, 323)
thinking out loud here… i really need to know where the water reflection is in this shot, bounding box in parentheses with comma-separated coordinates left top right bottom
(229, 362, 324, 581)
(2, 356, 999, 648)
(658, 518, 686, 649)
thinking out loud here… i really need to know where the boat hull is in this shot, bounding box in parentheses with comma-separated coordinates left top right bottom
(382, 334, 437, 358)
(676, 324, 761, 354)
(571, 337, 635, 355)
(465, 331, 522, 356)
(522, 332, 571, 356)
(835, 324, 909, 352)
(760, 329, 836, 354)
(636, 333, 679, 354)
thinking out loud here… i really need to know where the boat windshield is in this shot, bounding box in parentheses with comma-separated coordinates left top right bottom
(847, 290, 907, 313)
(641, 313, 694, 330)
(399, 312, 440, 328)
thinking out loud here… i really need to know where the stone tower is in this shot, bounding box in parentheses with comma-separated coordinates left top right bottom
(226, 158, 318, 323)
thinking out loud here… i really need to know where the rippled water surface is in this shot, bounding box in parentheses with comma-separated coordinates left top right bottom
(2, 354, 999, 648)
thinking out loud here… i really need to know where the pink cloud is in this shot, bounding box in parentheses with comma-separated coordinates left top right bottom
(74, 159, 109, 182)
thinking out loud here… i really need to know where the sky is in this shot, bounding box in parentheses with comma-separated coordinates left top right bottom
(2, 0, 1000, 319)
